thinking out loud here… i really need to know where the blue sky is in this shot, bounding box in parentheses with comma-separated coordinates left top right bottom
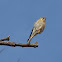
(0, 0, 62, 62)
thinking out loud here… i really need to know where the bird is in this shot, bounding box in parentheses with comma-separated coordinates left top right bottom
(27, 17, 46, 44)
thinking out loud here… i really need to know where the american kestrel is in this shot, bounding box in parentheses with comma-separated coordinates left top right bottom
(27, 17, 46, 44)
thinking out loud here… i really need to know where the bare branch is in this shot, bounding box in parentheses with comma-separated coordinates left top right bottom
(0, 41, 38, 47)
(0, 35, 10, 41)
(0, 36, 38, 48)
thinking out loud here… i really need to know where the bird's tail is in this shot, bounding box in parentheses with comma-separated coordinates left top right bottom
(27, 30, 37, 44)
(27, 34, 33, 44)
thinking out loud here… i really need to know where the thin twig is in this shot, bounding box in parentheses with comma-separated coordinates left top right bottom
(0, 48, 5, 53)
(0, 35, 10, 41)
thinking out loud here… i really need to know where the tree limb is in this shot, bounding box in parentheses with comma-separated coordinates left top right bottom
(0, 41, 38, 47)
(0, 36, 38, 48)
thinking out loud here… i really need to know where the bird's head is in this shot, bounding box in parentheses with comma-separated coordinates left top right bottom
(40, 17, 46, 22)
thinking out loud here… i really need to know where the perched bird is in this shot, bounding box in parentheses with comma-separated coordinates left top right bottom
(27, 17, 46, 44)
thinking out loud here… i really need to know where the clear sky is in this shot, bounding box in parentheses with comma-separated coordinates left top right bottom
(0, 0, 62, 62)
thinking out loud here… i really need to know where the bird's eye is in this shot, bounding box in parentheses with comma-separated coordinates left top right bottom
(43, 18, 44, 19)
